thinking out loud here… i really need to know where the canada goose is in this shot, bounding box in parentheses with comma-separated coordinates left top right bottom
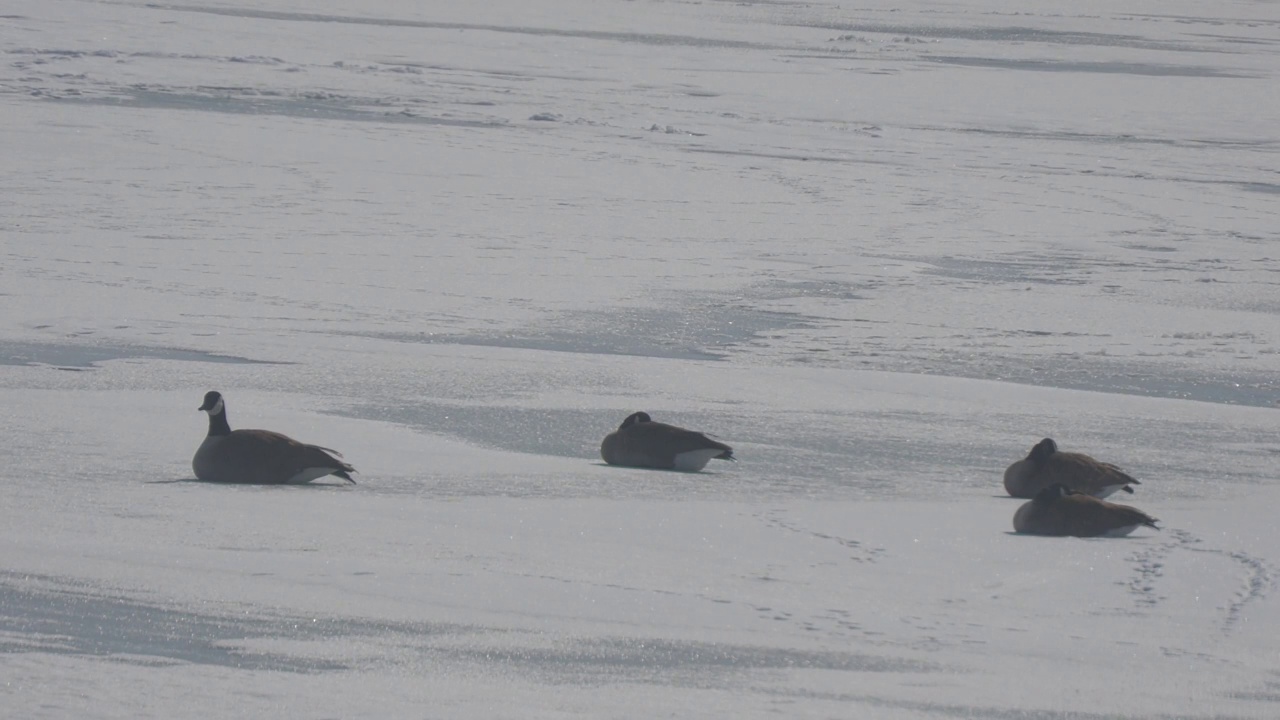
(1013, 483, 1159, 537)
(193, 391, 356, 484)
(1003, 438, 1139, 498)
(600, 411, 734, 472)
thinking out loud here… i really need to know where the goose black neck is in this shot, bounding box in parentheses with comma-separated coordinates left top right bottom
(207, 408, 231, 437)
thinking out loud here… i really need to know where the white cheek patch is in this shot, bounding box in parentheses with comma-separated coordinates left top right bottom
(210, 398, 224, 415)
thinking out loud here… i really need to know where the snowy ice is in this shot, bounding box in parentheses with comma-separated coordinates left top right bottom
(2, 0, 1278, 717)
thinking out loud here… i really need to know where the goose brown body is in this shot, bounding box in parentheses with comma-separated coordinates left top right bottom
(1013, 484, 1159, 537)
(193, 391, 356, 484)
(1004, 438, 1139, 498)
(600, 412, 734, 472)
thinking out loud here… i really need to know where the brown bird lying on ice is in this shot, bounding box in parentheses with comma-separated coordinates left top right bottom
(1014, 483, 1159, 537)
(1004, 438, 1139, 498)
(193, 391, 356, 484)
(600, 412, 734, 472)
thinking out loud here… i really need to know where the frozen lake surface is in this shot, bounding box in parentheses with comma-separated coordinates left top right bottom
(2, 0, 1278, 717)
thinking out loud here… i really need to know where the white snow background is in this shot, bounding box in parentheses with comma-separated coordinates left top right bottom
(2, 0, 1279, 717)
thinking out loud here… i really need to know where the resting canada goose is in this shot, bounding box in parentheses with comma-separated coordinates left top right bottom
(193, 391, 356, 484)
(1013, 483, 1159, 537)
(1003, 438, 1139, 499)
(600, 411, 734, 472)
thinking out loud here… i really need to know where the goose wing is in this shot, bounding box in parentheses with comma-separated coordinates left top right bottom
(630, 421, 733, 459)
(1064, 495, 1159, 537)
(1045, 452, 1137, 492)
(222, 430, 354, 483)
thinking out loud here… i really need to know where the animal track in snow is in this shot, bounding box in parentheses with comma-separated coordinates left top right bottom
(1126, 537, 1176, 607)
(1125, 528, 1276, 633)
(754, 509, 886, 564)
(1207, 548, 1273, 633)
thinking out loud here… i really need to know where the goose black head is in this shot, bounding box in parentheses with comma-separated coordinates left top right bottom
(1028, 437, 1059, 465)
(620, 411, 652, 429)
(198, 390, 224, 414)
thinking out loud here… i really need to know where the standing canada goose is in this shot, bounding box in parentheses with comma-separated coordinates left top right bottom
(600, 411, 734, 472)
(193, 391, 356, 484)
(1013, 483, 1159, 537)
(1003, 438, 1139, 499)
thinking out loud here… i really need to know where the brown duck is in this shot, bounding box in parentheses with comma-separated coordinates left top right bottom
(1014, 483, 1159, 537)
(1003, 438, 1139, 498)
(600, 412, 734, 472)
